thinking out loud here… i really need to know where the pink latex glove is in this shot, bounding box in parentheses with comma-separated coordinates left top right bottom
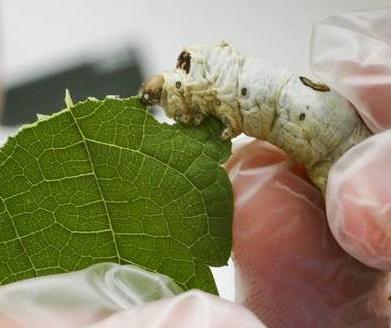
(87, 291, 264, 328)
(0, 264, 266, 328)
(311, 8, 391, 272)
(0, 292, 264, 328)
(225, 8, 391, 328)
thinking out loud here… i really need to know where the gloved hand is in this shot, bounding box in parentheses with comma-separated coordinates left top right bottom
(311, 7, 391, 270)
(227, 7, 391, 327)
(0, 8, 390, 328)
(0, 263, 264, 328)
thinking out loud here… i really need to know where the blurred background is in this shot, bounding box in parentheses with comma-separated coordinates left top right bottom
(0, 0, 390, 300)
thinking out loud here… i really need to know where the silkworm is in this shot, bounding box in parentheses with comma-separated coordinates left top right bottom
(139, 41, 371, 193)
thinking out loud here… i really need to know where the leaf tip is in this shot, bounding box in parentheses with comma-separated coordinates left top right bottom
(64, 89, 74, 108)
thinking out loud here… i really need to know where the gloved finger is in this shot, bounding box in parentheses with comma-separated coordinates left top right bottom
(369, 272, 391, 321)
(87, 290, 265, 328)
(310, 8, 391, 132)
(326, 129, 391, 271)
(226, 139, 387, 327)
(0, 263, 181, 328)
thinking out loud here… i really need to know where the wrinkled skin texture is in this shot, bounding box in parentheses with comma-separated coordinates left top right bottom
(140, 42, 371, 193)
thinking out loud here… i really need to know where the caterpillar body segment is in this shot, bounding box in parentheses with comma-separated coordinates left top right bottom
(140, 42, 371, 193)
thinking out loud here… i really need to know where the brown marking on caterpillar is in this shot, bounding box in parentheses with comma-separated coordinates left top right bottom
(176, 51, 191, 74)
(299, 76, 330, 92)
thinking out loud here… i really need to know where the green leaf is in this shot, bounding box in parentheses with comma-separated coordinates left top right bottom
(0, 97, 232, 294)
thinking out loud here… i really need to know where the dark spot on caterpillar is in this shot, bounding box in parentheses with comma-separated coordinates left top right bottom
(176, 51, 191, 74)
(216, 99, 222, 106)
(306, 105, 309, 110)
(241, 87, 247, 96)
(299, 76, 330, 92)
(175, 81, 182, 89)
(299, 113, 306, 121)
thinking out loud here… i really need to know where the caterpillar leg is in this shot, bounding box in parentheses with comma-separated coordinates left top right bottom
(216, 103, 242, 139)
(308, 161, 332, 195)
(219, 116, 239, 139)
(193, 112, 205, 126)
(174, 114, 192, 124)
(221, 127, 238, 140)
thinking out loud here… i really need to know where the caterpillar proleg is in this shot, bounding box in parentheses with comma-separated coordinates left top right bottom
(140, 42, 371, 193)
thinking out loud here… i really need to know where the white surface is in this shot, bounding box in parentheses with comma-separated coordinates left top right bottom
(2, 0, 391, 85)
(1, 0, 390, 301)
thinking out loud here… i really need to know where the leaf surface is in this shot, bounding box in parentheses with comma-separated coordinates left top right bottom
(0, 97, 232, 293)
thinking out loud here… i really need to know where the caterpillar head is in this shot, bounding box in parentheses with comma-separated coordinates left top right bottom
(140, 45, 219, 126)
(140, 69, 195, 124)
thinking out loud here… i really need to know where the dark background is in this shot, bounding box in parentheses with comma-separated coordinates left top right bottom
(2, 51, 144, 125)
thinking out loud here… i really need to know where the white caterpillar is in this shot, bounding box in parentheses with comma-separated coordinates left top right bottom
(140, 42, 371, 193)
